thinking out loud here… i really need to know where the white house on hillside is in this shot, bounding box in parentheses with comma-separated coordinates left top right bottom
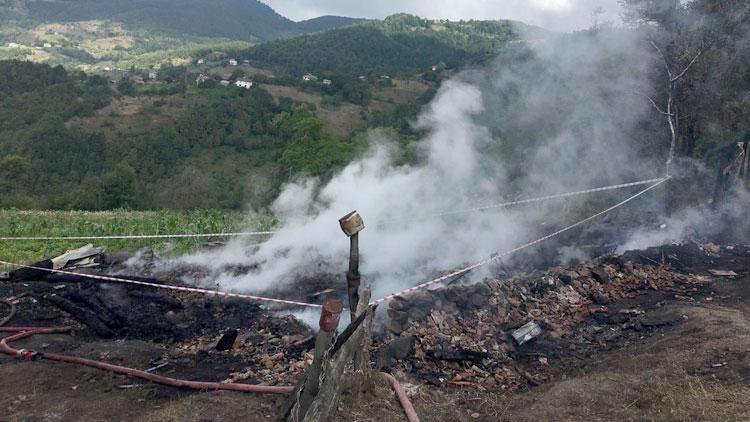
(322, 79, 332, 86)
(220, 80, 230, 86)
(229, 59, 238, 66)
(303, 73, 318, 82)
(235, 77, 253, 89)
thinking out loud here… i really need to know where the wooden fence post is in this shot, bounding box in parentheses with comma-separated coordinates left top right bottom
(339, 211, 364, 320)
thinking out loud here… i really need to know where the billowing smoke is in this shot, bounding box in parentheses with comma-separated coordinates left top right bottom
(165, 27, 684, 300)
(179, 79, 528, 300)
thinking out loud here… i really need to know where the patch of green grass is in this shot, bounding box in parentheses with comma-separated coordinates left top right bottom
(0, 209, 277, 265)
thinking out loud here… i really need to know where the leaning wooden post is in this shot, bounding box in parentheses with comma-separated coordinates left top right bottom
(354, 287, 374, 377)
(282, 298, 342, 422)
(339, 211, 364, 320)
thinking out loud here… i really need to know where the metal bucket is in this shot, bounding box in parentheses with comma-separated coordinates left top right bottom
(339, 211, 365, 237)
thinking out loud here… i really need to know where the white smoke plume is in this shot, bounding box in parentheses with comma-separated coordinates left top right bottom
(168, 27, 673, 300)
(179, 79, 529, 300)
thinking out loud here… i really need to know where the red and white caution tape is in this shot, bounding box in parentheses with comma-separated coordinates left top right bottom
(383, 177, 667, 224)
(1, 178, 664, 241)
(0, 260, 321, 308)
(370, 177, 670, 305)
(0, 231, 277, 241)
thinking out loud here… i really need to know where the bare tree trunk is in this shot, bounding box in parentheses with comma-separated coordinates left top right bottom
(645, 43, 702, 218)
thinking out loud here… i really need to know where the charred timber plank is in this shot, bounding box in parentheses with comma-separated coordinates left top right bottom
(426, 349, 489, 363)
(9, 260, 53, 282)
(42, 294, 115, 338)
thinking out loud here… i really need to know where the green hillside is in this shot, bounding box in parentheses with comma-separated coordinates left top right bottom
(0, 60, 429, 210)
(1, 0, 361, 41)
(0, 0, 364, 71)
(246, 14, 535, 76)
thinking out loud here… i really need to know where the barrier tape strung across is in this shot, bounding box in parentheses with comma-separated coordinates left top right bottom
(0, 178, 664, 241)
(382, 177, 667, 225)
(0, 261, 322, 308)
(370, 177, 670, 305)
(0, 231, 278, 241)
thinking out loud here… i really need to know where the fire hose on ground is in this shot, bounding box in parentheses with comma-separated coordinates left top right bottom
(382, 372, 421, 422)
(0, 326, 294, 394)
(2, 327, 422, 420)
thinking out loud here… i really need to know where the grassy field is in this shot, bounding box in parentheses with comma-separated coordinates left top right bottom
(0, 209, 276, 266)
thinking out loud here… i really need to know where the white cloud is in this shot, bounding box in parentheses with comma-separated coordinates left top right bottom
(530, 0, 573, 12)
(263, 0, 623, 32)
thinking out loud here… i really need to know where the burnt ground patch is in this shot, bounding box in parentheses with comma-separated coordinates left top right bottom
(1, 242, 749, 420)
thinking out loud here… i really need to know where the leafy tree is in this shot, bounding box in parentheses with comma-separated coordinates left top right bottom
(0, 155, 31, 195)
(274, 106, 356, 175)
(117, 77, 135, 95)
(620, 0, 749, 158)
(100, 162, 138, 209)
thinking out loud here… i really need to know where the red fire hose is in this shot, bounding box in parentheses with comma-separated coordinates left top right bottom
(382, 372, 420, 422)
(0, 327, 293, 395)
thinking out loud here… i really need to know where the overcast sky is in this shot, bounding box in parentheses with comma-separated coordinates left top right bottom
(263, 0, 625, 32)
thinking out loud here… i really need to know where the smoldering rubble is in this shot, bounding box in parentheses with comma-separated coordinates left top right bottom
(4, 240, 748, 393)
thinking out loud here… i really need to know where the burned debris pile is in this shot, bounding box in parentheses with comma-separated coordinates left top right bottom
(2, 240, 747, 410)
(378, 243, 748, 390)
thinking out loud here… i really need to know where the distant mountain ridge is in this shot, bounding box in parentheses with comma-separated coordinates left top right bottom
(295, 15, 368, 33)
(246, 13, 546, 76)
(2, 0, 362, 41)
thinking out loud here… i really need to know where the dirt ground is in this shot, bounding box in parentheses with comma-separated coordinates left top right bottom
(2, 246, 749, 421)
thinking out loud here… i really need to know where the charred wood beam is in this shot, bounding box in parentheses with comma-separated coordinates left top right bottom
(426, 349, 489, 364)
(8, 260, 53, 282)
(42, 294, 115, 338)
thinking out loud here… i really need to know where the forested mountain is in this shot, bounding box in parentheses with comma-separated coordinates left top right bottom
(0, 60, 395, 209)
(0, 3, 745, 213)
(0, 0, 361, 41)
(246, 14, 539, 76)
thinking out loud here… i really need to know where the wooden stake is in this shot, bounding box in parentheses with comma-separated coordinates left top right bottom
(339, 211, 364, 320)
(282, 298, 342, 422)
(346, 233, 361, 319)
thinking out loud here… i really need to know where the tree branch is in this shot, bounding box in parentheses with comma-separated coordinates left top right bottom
(650, 40, 673, 79)
(671, 49, 702, 82)
(634, 91, 671, 115)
